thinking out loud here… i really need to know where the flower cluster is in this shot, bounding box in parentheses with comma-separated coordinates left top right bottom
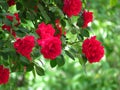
(6, 13, 20, 26)
(63, 0, 104, 63)
(0, 0, 105, 85)
(82, 36, 104, 63)
(36, 22, 55, 40)
(14, 36, 35, 60)
(2, 13, 20, 38)
(63, 0, 93, 28)
(36, 22, 62, 60)
(0, 65, 10, 85)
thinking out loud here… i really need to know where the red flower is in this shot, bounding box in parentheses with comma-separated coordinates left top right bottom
(14, 35, 35, 60)
(40, 37, 62, 60)
(36, 22, 55, 39)
(36, 22, 62, 59)
(82, 10, 93, 28)
(2, 24, 16, 37)
(7, 0, 15, 7)
(0, 65, 10, 84)
(82, 36, 104, 63)
(63, 0, 82, 17)
(2, 13, 20, 37)
(6, 13, 20, 26)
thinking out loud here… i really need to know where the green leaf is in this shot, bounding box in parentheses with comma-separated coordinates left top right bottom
(50, 59, 57, 68)
(81, 29, 89, 37)
(77, 17, 83, 27)
(38, 4, 51, 23)
(22, 0, 37, 8)
(61, 19, 66, 27)
(69, 47, 78, 54)
(0, 18, 3, 24)
(32, 69, 36, 78)
(65, 50, 75, 60)
(79, 54, 87, 65)
(35, 65, 45, 76)
(0, 1, 9, 11)
(20, 56, 30, 66)
(78, 54, 87, 73)
(61, 36, 67, 46)
(81, 54, 87, 64)
(56, 55, 65, 67)
(57, 8, 64, 19)
(16, 2, 23, 11)
(11, 64, 18, 72)
(77, 34, 84, 41)
(4, 18, 12, 26)
(26, 63, 34, 72)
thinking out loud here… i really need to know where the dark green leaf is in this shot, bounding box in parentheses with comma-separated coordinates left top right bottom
(81, 29, 89, 37)
(35, 65, 45, 76)
(69, 47, 78, 54)
(20, 56, 30, 66)
(50, 59, 57, 68)
(16, 2, 23, 11)
(26, 63, 34, 72)
(77, 17, 83, 27)
(79, 54, 87, 65)
(61, 19, 66, 27)
(56, 55, 65, 67)
(0, 1, 9, 11)
(4, 18, 12, 26)
(38, 4, 51, 23)
(77, 34, 84, 41)
(65, 50, 75, 60)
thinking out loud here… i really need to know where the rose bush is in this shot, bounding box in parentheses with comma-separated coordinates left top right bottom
(0, 0, 104, 85)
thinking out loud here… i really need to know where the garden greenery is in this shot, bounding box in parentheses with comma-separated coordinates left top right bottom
(0, 0, 105, 85)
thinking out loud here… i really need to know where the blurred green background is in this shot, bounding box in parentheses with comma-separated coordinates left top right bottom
(0, 0, 120, 90)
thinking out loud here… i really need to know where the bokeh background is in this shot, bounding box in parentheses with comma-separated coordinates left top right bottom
(0, 0, 120, 90)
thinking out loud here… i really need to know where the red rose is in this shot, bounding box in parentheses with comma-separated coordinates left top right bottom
(82, 10, 93, 28)
(14, 35, 35, 60)
(6, 13, 20, 26)
(2, 24, 16, 37)
(82, 36, 104, 63)
(0, 65, 10, 84)
(63, 0, 82, 17)
(40, 37, 62, 60)
(7, 0, 15, 7)
(36, 22, 55, 39)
